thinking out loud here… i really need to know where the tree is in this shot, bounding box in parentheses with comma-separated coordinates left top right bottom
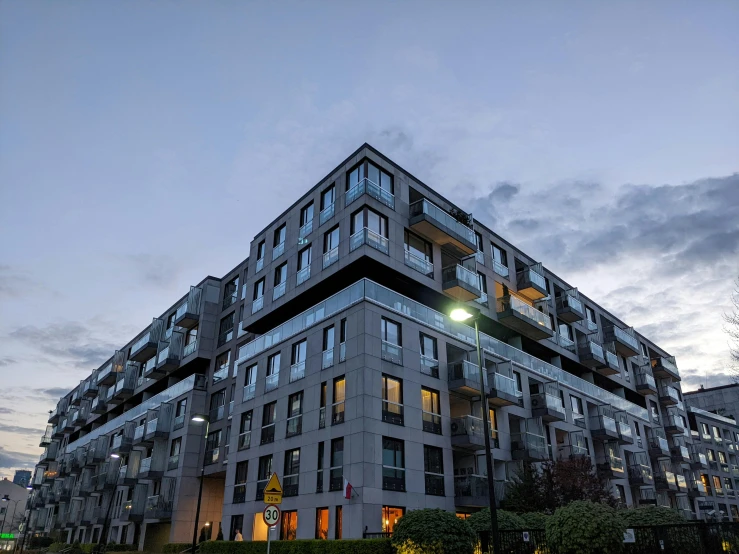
(390, 509, 477, 554)
(546, 501, 625, 554)
(725, 276, 739, 382)
(502, 458, 616, 514)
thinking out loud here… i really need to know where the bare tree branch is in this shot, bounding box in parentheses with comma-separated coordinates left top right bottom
(723, 276, 739, 383)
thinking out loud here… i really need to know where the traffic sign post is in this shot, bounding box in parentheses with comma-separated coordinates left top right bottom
(263, 473, 283, 505)
(263, 504, 280, 554)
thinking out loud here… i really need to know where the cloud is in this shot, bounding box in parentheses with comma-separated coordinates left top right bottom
(0, 423, 45, 436)
(0, 265, 46, 299)
(125, 253, 183, 289)
(0, 357, 15, 367)
(0, 408, 13, 415)
(491, 182, 520, 203)
(38, 387, 70, 399)
(9, 321, 118, 369)
(0, 446, 37, 469)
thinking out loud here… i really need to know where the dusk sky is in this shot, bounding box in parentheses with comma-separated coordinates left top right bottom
(1, 1, 737, 479)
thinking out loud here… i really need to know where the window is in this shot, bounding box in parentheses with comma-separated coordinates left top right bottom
(204, 430, 221, 465)
(713, 426, 722, 441)
(322, 325, 335, 369)
(256, 240, 266, 267)
(475, 231, 483, 252)
(166, 312, 176, 329)
(315, 507, 329, 539)
(381, 317, 402, 364)
(214, 351, 230, 383)
(419, 333, 439, 377)
(261, 402, 276, 445)
(319, 381, 327, 429)
(253, 278, 265, 313)
(286, 392, 303, 438)
(168, 437, 181, 470)
(340, 318, 347, 362)
(329, 438, 344, 491)
(273, 262, 288, 299)
(382, 375, 404, 425)
(233, 461, 248, 503)
(335, 506, 343, 540)
(290, 340, 306, 382)
(477, 271, 487, 297)
(185, 325, 198, 347)
(266, 353, 280, 392)
(274, 224, 286, 248)
(300, 202, 314, 231)
(280, 510, 297, 541)
(701, 423, 711, 439)
(316, 442, 324, 493)
(421, 388, 442, 434)
(217, 313, 235, 347)
(424, 445, 444, 496)
(209, 390, 226, 422)
(321, 185, 335, 211)
(382, 437, 405, 491)
(347, 159, 393, 194)
(640, 342, 649, 359)
(404, 230, 433, 276)
(297, 245, 311, 285)
(332, 377, 345, 425)
(713, 475, 722, 493)
(256, 455, 272, 501)
(585, 307, 596, 325)
(223, 276, 239, 310)
(283, 449, 300, 497)
(174, 399, 187, 429)
(559, 322, 573, 341)
(351, 206, 388, 237)
(238, 411, 252, 450)
(323, 226, 340, 268)
(243, 364, 257, 401)
(491, 243, 508, 267)
(718, 451, 728, 464)
(382, 506, 404, 534)
(707, 449, 716, 462)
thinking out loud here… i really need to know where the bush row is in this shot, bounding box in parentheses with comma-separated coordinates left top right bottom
(48, 542, 137, 553)
(197, 540, 392, 554)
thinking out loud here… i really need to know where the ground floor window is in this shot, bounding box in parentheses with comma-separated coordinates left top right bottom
(280, 510, 298, 540)
(315, 507, 329, 539)
(230, 514, 244, 541)
(335, 506, 342, 539)
(382, 506, 404, 534)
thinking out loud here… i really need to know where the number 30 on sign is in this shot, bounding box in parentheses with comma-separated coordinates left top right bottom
(263, 504, 280, 527)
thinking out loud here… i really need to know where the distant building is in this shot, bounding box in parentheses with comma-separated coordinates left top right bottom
(12, 470, 31, 489)
(0, 478, 30, 550)
(684, 383, 739, 422)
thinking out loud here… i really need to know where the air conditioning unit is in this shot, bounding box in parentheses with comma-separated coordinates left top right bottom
(451, 421, 461, 434)
(531, 397, 542, 408)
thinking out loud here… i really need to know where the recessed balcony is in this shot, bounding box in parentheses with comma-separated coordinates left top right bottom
(556, 293, 584, 323)
(346, 177, 395, 210)
(639, 488, 658, 505)
(515, 267, 548, 300)
(454, 474, 500, 508)
(350, 227, 389, 255)
(496, 295, 554, 340)
(578, 340, 607, 369)
(489, 372, 522, 407)
(138, 456, 164, 480)
(409, 198, 477, 254)
(451, 415, 491, 450)
(144, 494, 173, 521)
(512, 431, 549, 462)
(531, 392, 566, 422)
(590, 414, 620, 441)
(442, 264, 481, 302)
(404, 249, 434, 278)
(688, 478, 707, 498)
(603, 325, 640, 358)
(689, 446, 707, 469)
(448, 360, 482, 397)
(652, 356, 680, 381)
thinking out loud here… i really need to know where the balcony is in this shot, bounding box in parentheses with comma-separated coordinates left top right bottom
(688, 478, 707, 498)
(448, 360, 482, 397)
(130, 331, 159, 362)
(138, 456, 163, 479)
(381, 340, 403, 365)
(658, 385, 680, 406)
(663, 414, 684, 435)
(145, 494, 173, 520)
(578, 340, 607, 369)
(110, 433, 133, 456)
(322, 246, 339, 269)
(404, 249, 434, 277)
(48, 407, 60, 424)
(516, 267, 548, 300)
(420, 355, 439, 378)
(133, 424, 146, 446)
(290, 361, 305, 382)
(635, 370, 658, 395)
(597, 453, 626, 479)
(557, 443, 588, 460)
(628, 464, 654, 486)
(531, 392, 566, 422)
(209, 404, 225, 424)
(319, 202, 334, 226)
(496, 295, 553, 340)
(512, 431, 549, 462)
(442, 264, 481, 302)
(639, 488, 658, 505)
(689, 447, 708, 469)
(454, 474, 496, 508)
(350, 227, 389, 255)
(265, 373, 278, 392)
(654, 470, 678, 491)
(272, 281, 286, 301)
(556, 293, 584, 323)
(145, 417, 169, 442)
(489, 372, 522, 407)
(346, 177, 395, 209)
(70, 390, 81, 407)
(676, 474, 688, 493)
(82, 379, 98, 399)
(39, 431, 52, 448)
(112, 374, 135, 401)
(296, 264, 310, 286)
(157, 338, 183, 372)
(451, 415, 488, 450)
(617, 420, 634, 445)
(590, 414, 620, 441)
(272, 241, 285, 261)
(604, 326, 640, 358)
(409, 198, 476, 254)
(91, 396, 108, 414)
(97, 362, 116, 386)
(557, 334, 576, 353)
(602, 349, 620, 376)
(652, 356, 680, 381)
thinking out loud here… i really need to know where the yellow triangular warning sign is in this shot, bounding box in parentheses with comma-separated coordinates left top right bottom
(265, 473, 282, 494)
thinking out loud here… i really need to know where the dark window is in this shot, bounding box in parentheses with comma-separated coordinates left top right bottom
(217, 313, 235, 347)
(323, 326, 335, 351)
(223, 277, 239, 309)
(300, 203, 314, 227)
(347, 159, 392, 193)
(261, 402, 276, 445)
(233, 461, 248, 503)
(475, 232, 483, 252)
(298, 245, 312, 270)
(316, 442, 324, 493)
(286, 391, 303, 438)
(321, 185, 335, 210)
(257, 240, 265, 261)
(324, 226, 340, 252)
(478, 271, 487, 294)
(420, 334, 437, 359)
(329, 438, 344, 491)
(423, 445, 444, 496)
(256, 455, 272, 500)
(283, 448, 300, 497)
(238, 410, 252, 450)
(254, 278, 265, 300)
(382, 437, 405, 491)
(274, 224, 286, 247)
(351, 206, 388, 237)
(381, 318, 401, 346)
(274, 262, 287, 286)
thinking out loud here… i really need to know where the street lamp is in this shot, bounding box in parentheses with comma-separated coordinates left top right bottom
(2, 495, 21, 551)
(449, 305, 500, 554)
(191, 414, 210, 554)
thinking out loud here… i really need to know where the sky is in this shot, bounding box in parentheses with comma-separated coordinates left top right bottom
(0, 0, 737, 479)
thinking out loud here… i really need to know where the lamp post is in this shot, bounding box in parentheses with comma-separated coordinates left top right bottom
(2, 495, 21, 551)
(450, 306, 500, 554)
(191, 414, 210, 554)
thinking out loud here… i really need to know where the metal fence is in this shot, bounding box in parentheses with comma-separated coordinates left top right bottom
(475, 523, 739, 554)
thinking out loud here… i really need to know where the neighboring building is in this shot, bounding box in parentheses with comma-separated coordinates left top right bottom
(684, 383, 739, 422)
(0, 478, 30, 551)
(12, 471, 31, 489)
(30, 144, 713, 546)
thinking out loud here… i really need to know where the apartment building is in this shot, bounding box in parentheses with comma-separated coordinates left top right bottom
(30, 144, 709, 546)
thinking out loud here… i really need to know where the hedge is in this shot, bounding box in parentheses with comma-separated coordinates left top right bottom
(163, 543, 192, 554)
(620, 506, 686, 526)
(467, 508, 525, 532)
(390, 508, 477, 554)
(197, 539, 392, 554)
(48, 542, 136, 553)
(546, 500, 625, 554)
(30, 537, 55, 548)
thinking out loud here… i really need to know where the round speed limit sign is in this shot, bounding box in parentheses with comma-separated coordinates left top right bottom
(263, 504, 280, 527)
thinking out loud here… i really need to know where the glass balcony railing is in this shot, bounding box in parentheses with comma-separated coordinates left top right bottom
(322, 246, 339, 269)
(564, 294, 583, 314)
(350, 228, 389, 254)
(493, 372, 521, 399)
(319, 203, 334, 225)
(591, 414, 618, 434)
(346, 178, 395, 209)
(526, 267, 547, 290)
(256, 257, 264, 273)
(273, 281, 286, 300)
(265, 373, 279, 392)
(404, 250, 434, 277)
(493, 260, 509, 279)
(243, 383, 255, 402)
(448, 360, 482, 384)
(213, 366, 229, 384)
(475, 250, 485, 265)
(605, 350, 619, 369)
(290, 361, 305, 382)
(443, 264, 481, 292)
(238, 431, 251, 451)
(420, 355, 440, 378)
(272, 241, 285, 261)
(322, 348, 334, 369)
(234, 278, 649, 421)
(558, 334, 576, 351)
(381, 340, 403, 364)
(409, 198, 475, 245)
(183, 339, 197, 358)
(497, 295, 551, 329)
(252, 296, 264, 314)
(131, 332, 151, 354)
(618, 421, 633, 441)
(298, 219, 313, 240)
(296, 265, 310, 286)
(614, 326, 639, 352)
(474, 291, 488, 305)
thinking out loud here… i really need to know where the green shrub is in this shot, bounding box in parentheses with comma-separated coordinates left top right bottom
(48, 543, 67, 553)
(389, 509, 476, 554)
(198, 539, 392, 554)
(105, 545, 137, 552)
(546, 500, 625, 554)
(518, 512, 549, 529)
(467, 508, 525, 532)
(163, 544, 192, 554)
(620, 505, 686, 526)
(30, 537, 55, 548)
